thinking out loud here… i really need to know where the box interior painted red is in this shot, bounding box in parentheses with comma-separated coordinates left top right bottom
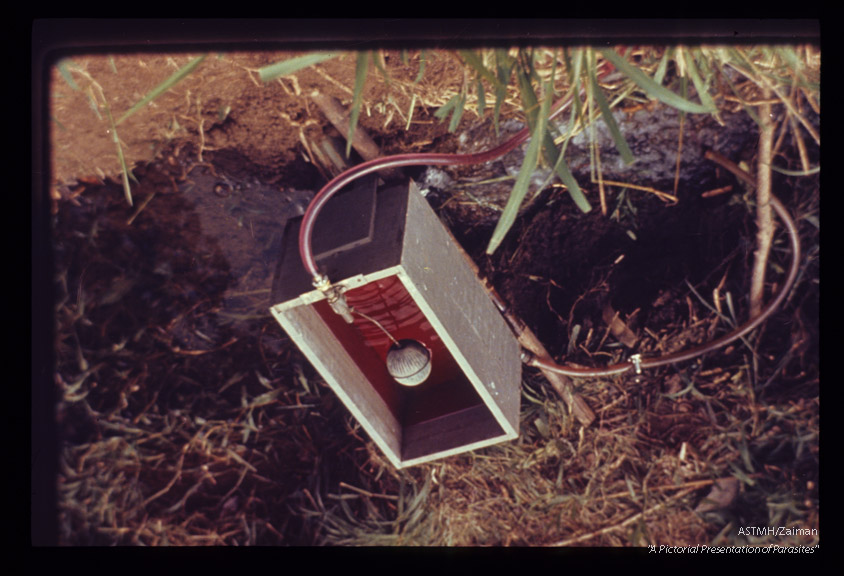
(313, 274, 484, 427)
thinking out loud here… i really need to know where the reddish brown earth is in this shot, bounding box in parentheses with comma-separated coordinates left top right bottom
(38, 45, 819, 546)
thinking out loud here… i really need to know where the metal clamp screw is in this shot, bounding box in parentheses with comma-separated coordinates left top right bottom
(630, 354, 643, 375)
(313, 274, 355, 324)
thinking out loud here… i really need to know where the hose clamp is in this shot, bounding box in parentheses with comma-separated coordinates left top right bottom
(313, 274, 355, 324)
(629, 353, 643, 375)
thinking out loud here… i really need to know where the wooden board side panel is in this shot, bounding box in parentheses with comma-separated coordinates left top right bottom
(399, 185, 521, 433)
(270, 303, 403, 467)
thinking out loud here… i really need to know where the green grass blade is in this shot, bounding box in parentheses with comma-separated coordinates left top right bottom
(599, 49, 714, 114)
(549, 141, 592, 213)
(771, 164, 820, 176)
(447, 93, 466, 133)
(414, 50, 427, 84)
(346, 51, 369, 158)
(405, 93, 417, 131)
(683, 49, 720, 121)
(476, 78, 486, 116)
(654, 48, 672, 85)
(51, 116, 67, 132)
(515, 64, 540, 129)
(459, 50, 503, 91)
(103, 99, 133, 206)
(434, 93, 466, 132)
(492, 49, 516, 136)
(517, 61, 591, 213)
(719, 65, 762, 127)
(494, 48, 515, 80)
(774, 45, 819, 90)
(113, 132, 133, 206)
(85, 85, 103, 120)
(565, 48, 586, 131)
(519, 47, 538, 84)
(258, 52, 337, 82)
(371, 51, 390, 86)
(589, 50, 634, 165)
(57, 59, 80, 91)
(486, 82, 552, 255)
(723, 47, 757, 78)
(117, 54, 207, 125)
(493, 84, 506, 137)
(562, 47, 576, 83)
(434, 94, 459, 120)
(776, 46, 805, 76)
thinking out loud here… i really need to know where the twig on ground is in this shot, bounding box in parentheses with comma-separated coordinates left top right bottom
(311, 91, 402, 181)
(704, 150, 756, 189)
(751, 97, 775, 318)
(550, 487, 696, 546)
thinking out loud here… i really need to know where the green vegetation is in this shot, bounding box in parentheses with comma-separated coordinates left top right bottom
(50, 44, 819, 546)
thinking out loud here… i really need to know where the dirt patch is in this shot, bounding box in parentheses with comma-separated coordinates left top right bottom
(42, 47, 819, 547)
(49, 52, 468, 189)
(484, 186, 750, 361)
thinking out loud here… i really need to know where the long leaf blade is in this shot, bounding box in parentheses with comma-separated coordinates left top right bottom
(599, 49, 714, 114)
(589, 52, 634, 165)
(414, 50, 427, 84)
(435, 93, 466, 132)
(57, 59, 80, 91)
(486, 83, 551, 255)
(492, 49, 515, 136)
(459, 50, 503, 91)
(548, 142, 592, 213)
(683, 49, 721, 122)
(447, 93, 466, 133)
(371, 51, 390, 85)
(103, 99, 133, 206)
(346, 51, 370, 158)
(258, 52, 337, 82)
(476, 79, 486, 116)
(565, 48, 586, 133)
(117, 54, 207, 125)
(518, 61, 592, 214)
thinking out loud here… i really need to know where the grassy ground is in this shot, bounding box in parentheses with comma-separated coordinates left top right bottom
(41, 42, 819, 547)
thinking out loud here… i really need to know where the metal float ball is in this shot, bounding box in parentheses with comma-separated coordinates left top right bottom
(386, 339, 432, 386)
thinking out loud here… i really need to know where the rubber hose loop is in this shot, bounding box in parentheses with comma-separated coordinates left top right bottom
(527, 196, 801, 377)
(298, 95, 575, 279)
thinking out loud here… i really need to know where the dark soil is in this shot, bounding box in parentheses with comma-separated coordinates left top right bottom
(41, 48, 819, 546)
(482, 185, 750, 361)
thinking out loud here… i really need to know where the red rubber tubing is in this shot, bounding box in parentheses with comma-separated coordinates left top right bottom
(527, 195, 801, 377)
(298, 95, 576, 279)
(297, 93, 802, 377)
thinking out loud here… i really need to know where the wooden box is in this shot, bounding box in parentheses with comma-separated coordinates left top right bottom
(270, 176, 520, 468)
